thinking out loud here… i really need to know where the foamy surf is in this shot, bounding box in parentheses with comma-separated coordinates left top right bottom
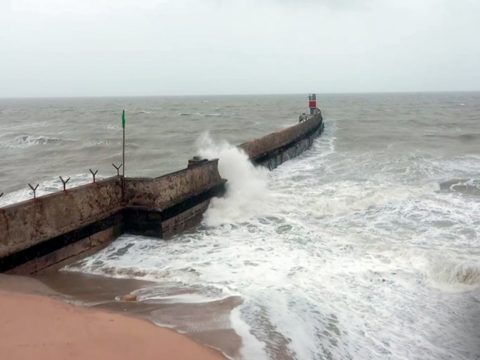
(65, 119, 480, 359)
(0, 135, 62, 149)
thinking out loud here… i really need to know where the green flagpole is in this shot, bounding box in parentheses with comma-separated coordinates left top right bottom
(122, 109, 126, 201)
(122, 110, 126, 179)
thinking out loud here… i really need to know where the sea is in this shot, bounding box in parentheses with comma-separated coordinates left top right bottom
(0, 93, 479, 359)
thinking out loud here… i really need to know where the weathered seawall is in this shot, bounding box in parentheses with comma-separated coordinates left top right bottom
(240, 113, 324, 169)
(0, 160, 224, 274)
(0, 113, 323, 274)
(0, 178, 123, 274)
(123, 160, 225, 239)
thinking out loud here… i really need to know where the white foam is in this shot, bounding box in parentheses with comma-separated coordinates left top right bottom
(197, 133, 272, 227)
(230, 306, 268, 360)
(9, 135, 61, 148)
(411, 253, 480, 292)
(69, 121, 480, 360)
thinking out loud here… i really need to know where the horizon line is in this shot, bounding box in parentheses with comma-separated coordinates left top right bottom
(0, 89, 479, 100)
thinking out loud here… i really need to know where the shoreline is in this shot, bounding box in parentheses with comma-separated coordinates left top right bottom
(0, 274, 227, 360)
(31, 270, 244, 359)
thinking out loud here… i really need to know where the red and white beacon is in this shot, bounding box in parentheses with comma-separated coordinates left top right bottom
(308, 94, 317, 115)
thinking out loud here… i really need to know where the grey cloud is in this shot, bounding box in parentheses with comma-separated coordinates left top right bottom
(0, 0, 479, 97)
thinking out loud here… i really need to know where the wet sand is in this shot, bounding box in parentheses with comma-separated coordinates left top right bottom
(34, 271, 243, 359)
(0, 275, 226, 360)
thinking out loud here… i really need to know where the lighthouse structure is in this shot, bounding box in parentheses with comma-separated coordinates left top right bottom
(298, 94, 320, 123)
(308, 93, 317, 115)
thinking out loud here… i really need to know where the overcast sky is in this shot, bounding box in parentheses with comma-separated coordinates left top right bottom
(1, 0, 479, 97)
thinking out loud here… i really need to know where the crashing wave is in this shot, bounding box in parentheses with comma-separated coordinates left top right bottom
(427, 257, 480, 290)
(196, 133, 271, 227)
(14, 135, 61, 147)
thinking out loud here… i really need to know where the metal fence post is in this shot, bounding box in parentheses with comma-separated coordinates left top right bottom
(112, 163, 123, 176)
(89, 169, 99, 183)
(28, 184, 39, 199)
(59, 176, 71, 191)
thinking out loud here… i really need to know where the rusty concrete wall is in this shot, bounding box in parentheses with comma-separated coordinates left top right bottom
(258, 124, 323, 170)
(0, 160, 225, 273)
(124, 159, 223, 210)
(0, 178, 123, 259)
(161, 200, 211, 239)
(239, 114, 322, 160)
(8, 223, 122, 275)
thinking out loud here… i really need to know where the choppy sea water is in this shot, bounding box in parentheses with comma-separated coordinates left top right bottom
(1, 93, 479, 359)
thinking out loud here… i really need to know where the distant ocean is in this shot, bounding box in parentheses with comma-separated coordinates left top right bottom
(1, 93, 479, 359)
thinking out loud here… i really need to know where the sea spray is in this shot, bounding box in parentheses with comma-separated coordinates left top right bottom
(196, 133, 271, 227)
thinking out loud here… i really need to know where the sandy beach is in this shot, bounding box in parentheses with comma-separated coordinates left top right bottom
(0, 286, 225, 360)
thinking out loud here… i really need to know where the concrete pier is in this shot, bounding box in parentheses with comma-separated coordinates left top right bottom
(0, 113, 323, 274)
(240, 113, 323, 169)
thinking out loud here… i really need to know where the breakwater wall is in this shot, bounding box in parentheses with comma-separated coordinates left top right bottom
(0, 160, 224, 274)
(240, 113, 323, 169)
(0, 113, 323, 274)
